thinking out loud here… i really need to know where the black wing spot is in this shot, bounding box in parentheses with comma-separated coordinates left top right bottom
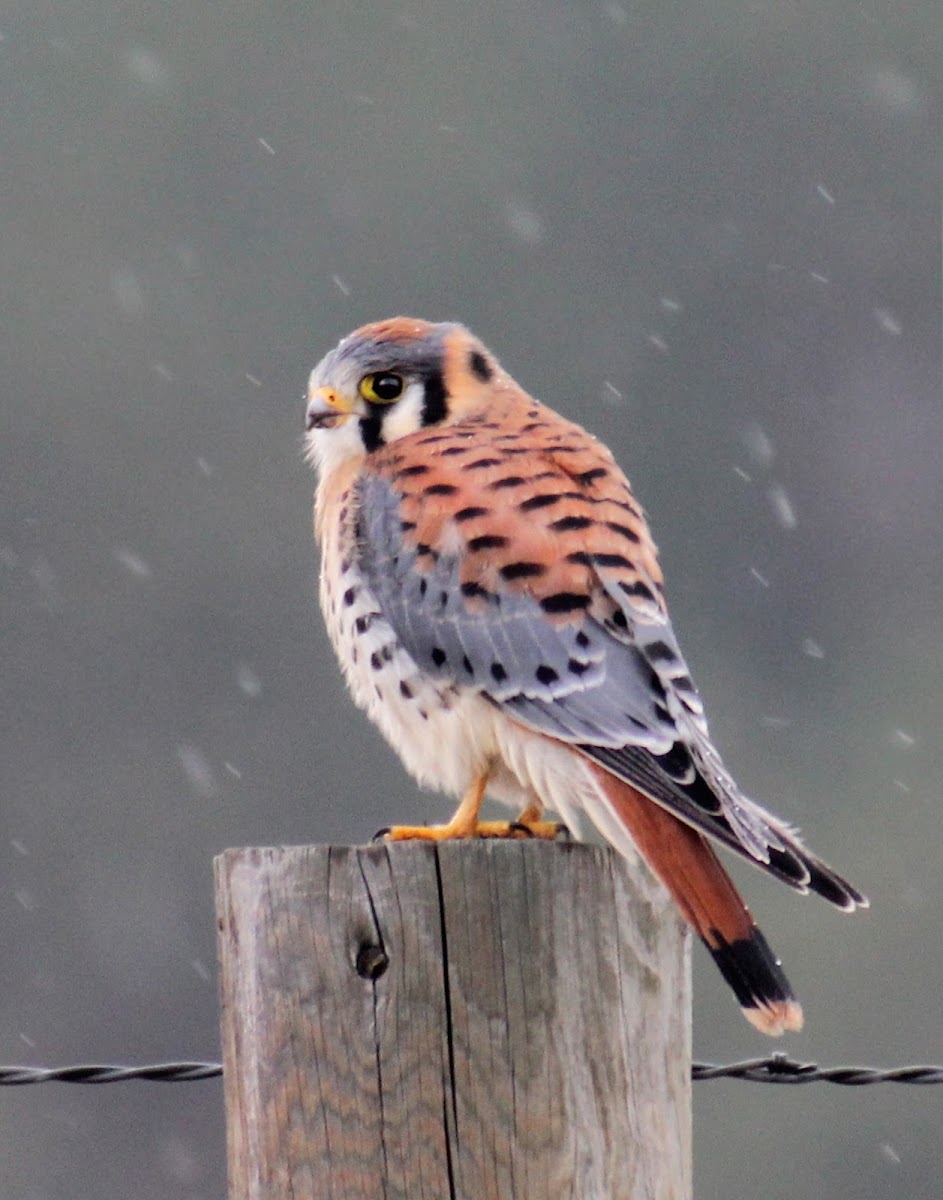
(550, 515, 594, 532)
(343, 587, 357, 607)
(575, 630, 590, 649)
(491, 662, 508, 683)
(419, 578, 428, 597)
(619, 579, 658, 605)
(540, 592, 591, 614)
(499, 561, 546, 581)
(440, 591, 449, 607)
(460, 581, 493, 602)
(535, 664, 559, 685)
(646, 640, 677, 663)
(455, 506, 488, 522)
(519, 494, 560, 512)
(431, 646, 447, 667)
(399, 681, 414, 699)
(567, 658, 592, 676)
(611, 610, 628, 629)
(468, 534, 509, 551)
(462, 655, 474, 675)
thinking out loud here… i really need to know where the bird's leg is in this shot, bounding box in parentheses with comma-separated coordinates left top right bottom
(509, 799, 571, 841)
(384, 776, 566, 842)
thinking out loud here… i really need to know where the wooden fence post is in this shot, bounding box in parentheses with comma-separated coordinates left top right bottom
(215, 840, 691, 1199)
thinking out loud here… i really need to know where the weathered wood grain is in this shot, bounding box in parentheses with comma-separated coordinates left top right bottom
(216, 840, 691, 1199)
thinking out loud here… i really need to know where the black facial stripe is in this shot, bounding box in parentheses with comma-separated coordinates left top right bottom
(421, 368, 448, 427)
(359, 407, 385, 453)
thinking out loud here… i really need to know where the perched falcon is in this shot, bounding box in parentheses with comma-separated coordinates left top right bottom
(305, 316, 866, 1035)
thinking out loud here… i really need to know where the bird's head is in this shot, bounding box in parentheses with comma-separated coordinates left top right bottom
(304, 317, 504, 474)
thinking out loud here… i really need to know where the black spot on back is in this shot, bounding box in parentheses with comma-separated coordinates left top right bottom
(576, 467, 609, 485)
(540, 592, 591, 614)
(499, 561, 546, 581)
(550, 515, 594, 532)
(604, 521, 641, 543)
(397, 464, 430, 478)
(455, 506, 488, 521)
(468, 534, 509, 551)
(519, 494, 560, 512)
(424, 482, 457, 496)
(489, 475, 526, 490)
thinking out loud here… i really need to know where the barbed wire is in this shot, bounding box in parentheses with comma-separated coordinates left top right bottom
(1, 1054, 941, 1086)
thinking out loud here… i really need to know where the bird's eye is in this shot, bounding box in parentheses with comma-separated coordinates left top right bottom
(359, 372, 404, 404)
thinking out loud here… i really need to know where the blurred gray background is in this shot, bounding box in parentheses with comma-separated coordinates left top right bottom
(1, 1, 941, 1196)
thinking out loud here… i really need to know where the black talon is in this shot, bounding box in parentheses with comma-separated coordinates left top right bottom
(372, 826, 392, 842)
(509, 822, 536, 838)
(555, 823, 573, 841)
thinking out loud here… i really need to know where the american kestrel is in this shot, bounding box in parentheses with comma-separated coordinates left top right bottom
(305, 316, 866, 1035)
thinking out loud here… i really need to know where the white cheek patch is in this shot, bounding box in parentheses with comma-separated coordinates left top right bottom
(305, 417, 365, 475)
(378, 382, 426, 444)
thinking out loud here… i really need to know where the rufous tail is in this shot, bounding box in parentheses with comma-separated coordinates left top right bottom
(591, 765, 803, 1036)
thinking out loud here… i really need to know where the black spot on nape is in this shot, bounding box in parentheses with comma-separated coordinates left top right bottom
(576, 467, 609, 485)
(454, 505, 488, 522)
(535, 664, 559, 686)
(469, 349, 493, 382)
(468, 534, 509, 551)
(499, 561, 546, 581)
(550, 515, 594, 532)
(359, 411, 384, 453)
(540, 592, 591, 614)
(519, 493, 560, 512)
(431, 646, 447, 667)
(421, 368, 449, 426)
(646, 640, 677, 663)
(424, 482, 457, 496)
(490, 662, 508, 683)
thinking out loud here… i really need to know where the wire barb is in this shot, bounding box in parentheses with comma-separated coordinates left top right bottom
(1, 1054, 942, 1086)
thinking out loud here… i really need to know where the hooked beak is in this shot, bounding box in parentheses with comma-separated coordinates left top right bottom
(305, 386, 355, 431)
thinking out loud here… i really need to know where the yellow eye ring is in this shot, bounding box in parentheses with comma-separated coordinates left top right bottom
(359, 372, 404, 404)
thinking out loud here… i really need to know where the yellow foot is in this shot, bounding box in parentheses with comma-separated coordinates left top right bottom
(381, 819, 568, 842)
